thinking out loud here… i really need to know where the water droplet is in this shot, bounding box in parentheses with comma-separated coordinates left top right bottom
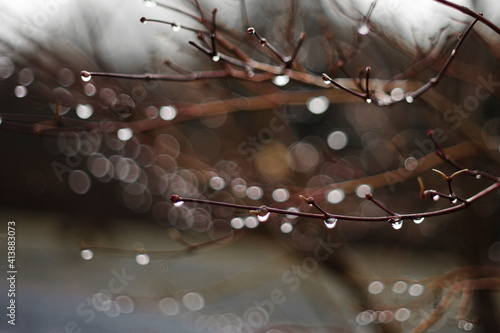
(144, 0, 157, 7)
(172, 22, 181, 32)
(0, 115, 2, 126)
(413, 217, 425, 224)
(136, 253, 150, 265)
(405, 95, 414, 103)
(408, 283, 424, 296)
(174, 201, 184, 207)
(212, 55, 220, 62)
(81, 71, 92, 82)
(117, 128, 133, 141)
(80, 249, 93, 260)
(272, 188, 290, 202)
(280, 222, 293, 233)
(76, 104, 93, 119)
(476, 174, 481, 179)
(272, 75, 289, 87)
(451, 198, 458, 204)
(358, 23, 370, 36)
(257, 212, 270, 222)
(159, 105, 177, 121)
(390, 87, 405, 101)
(306, 96, 330, 114)
(230, 217, 244, 229)
(14, 85, 27, 98)
(324, 218, 337, 229)
(366, 98, 372, 104)
(321, 74, 331, 85)
(432, 194, 440, 201)
(390, 219, 403, 230)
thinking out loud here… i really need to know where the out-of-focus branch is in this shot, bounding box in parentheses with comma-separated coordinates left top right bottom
(434, 0, 500, 35)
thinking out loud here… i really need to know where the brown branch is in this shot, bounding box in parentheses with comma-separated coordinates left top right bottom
(405, 18, 479, 102)
(434, 0, 500, 35)
(169, 133, 500, 227)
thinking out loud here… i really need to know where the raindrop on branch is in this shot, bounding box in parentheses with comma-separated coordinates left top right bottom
(413, 217, 425, 224)
(81, 71, 92, 82)
(324, 218, 337, 229)
(358, 23, 370, 36)
(257, 212, 270, 222)
(172, 22, 181, 32)
(390, 218, 403, 230)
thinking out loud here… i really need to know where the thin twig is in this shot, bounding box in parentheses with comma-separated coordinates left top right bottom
(405, 18, 479, 102)
(434, 0, 500, 35)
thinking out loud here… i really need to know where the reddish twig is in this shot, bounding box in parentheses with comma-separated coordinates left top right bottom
(434, 0, 500, 36)
(405, 18, 479, 102)
(169, 132, 500, 228)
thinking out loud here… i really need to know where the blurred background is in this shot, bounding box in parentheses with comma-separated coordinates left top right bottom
(0, 0, 499, 332)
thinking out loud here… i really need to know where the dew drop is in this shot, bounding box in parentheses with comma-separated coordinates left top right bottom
(257, 212, 270, 222)
(272, 75, 289, 87)
(144, 0, 157, 7)
(212, 55, 220, 62)
(136, 253, 150, 265)
(14, 85, 27, 98)
(117, 128, 133, 141)
(80, 249, 93, 260)
(321, 74, 331, 85)
(172, 22, 181, 32)
(451, 198, 458, 204)
(0, 114, 3, 126)
(174, 201, 184, 207)
(366, 98, 372, 104)
(280, 222, 293, 233)
(358, 23, 370, 36)
(324, 218, 337, 229)
(405, 95, 414, 104)
(413, 217, 424, 224)
(81, 71, 92, 82)
(390, 219, 403, 230)
(432, 194, 440, 201)
(476, 174, 481, 179)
